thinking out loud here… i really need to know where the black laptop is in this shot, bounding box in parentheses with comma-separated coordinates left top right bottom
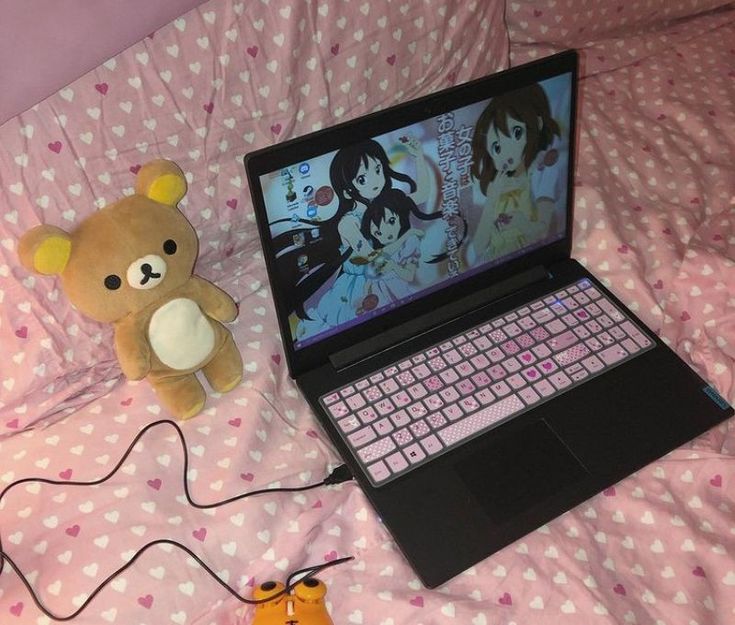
(244, 50, 733, 587)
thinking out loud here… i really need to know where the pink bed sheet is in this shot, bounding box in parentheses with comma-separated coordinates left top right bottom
(1, 1, 734, 625)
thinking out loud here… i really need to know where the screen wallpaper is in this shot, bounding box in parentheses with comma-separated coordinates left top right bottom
(260, 73, 572, 350)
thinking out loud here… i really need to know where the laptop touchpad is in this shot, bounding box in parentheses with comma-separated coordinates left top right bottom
(455, 420, 588, 525)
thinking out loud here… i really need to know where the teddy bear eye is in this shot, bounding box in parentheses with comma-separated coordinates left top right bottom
(163, 239, 177, 255)
(104, 275, 122, 290)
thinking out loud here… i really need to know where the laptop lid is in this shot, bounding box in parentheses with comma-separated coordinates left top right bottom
(245, 50, 578, 377)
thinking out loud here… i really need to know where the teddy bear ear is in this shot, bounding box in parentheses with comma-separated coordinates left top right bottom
(18, 225, 73, 275)
(134, 159, 187, 206)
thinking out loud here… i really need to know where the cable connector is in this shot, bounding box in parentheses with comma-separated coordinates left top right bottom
(324, 464, 354, 485)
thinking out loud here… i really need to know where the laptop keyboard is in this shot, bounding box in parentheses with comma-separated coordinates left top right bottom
(319, 279, 654, 487)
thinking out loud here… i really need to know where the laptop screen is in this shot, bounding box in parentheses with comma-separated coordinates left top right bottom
(255, 71, 573, 353)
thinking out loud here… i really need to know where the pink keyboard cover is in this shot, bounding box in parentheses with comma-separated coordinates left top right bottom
(320, 279, 653, 487)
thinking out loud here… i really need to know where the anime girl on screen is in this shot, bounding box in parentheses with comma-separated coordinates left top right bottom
(358, 188, 425, 307)
(469, 82, 567, 262)
(269, 138, 444, 342)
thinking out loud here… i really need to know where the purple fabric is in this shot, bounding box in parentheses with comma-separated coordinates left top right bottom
(0, 0, 207, 125)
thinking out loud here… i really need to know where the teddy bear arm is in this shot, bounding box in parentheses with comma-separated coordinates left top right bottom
(191, 276, 238, 323)
(114, 324, 151, 380)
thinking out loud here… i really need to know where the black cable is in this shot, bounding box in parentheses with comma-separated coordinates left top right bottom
(0, 419, 354, 621)
(0, 545, 353, 621)
(0, 419, 353, 511)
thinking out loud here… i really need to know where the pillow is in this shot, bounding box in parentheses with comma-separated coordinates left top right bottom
(0, 0, 207, 125)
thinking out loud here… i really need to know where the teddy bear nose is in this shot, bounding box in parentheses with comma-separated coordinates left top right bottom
(140, 263, 161, 285)
(127, 254, 167, 290)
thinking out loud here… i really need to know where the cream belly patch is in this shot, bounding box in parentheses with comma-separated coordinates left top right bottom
(148, 298, 215, 370)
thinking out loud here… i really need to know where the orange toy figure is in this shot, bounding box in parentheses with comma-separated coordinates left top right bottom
(250, 578, 332, 625)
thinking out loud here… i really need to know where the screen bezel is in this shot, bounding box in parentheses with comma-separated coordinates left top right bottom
(245, 50, 578, 377)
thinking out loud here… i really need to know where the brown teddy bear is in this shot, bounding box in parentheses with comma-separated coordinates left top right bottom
(18, 159, 243, 420)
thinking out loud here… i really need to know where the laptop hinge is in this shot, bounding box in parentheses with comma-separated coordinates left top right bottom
(329, 264, 549, 371)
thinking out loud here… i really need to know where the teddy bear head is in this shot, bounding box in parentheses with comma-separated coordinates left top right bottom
(19, 160, 198, 323)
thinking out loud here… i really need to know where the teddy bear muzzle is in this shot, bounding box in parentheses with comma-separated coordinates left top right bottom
(126, 254, 168, 290)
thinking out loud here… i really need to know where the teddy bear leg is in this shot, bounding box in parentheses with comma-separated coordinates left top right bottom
(150, 373, 207, 420)
(203, 333, 243, 394)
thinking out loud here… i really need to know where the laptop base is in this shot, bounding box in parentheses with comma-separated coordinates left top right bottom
(299, 259, 733, 587)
